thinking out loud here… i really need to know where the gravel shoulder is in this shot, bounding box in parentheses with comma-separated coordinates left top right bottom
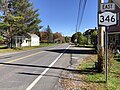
(54, 45, 95, 90)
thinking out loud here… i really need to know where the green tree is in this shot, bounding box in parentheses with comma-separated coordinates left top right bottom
(0, 0, 3, 3)
(65, 36, 70, 43)
(71, 33, 76, 43)
(91, 30, 97, 45)
(12, 0, 42, 35)
(46, 25, 53, 43)
(0, 35, 3, 41)
(77, 34, 87, 45)
(0, 0, 42, 48)
(71, 32, 81, 43)
(71, 32, 87, 45)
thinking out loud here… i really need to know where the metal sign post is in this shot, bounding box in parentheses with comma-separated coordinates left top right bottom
(98, 3, 118, 83)
(105, 26, 108, 83)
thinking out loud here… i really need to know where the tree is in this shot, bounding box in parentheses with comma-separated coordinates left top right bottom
(0, 0, 42, 48)
(45, 25, 53, 43)
(71, 32, 87, 45)
(71, 32, 81, 43)
(53, 32, 62, 40)
(0, 32, 5, 45)
(65, 36, 70, 43)
(77, 34, 87, 45)
(12, 0, 42, 35)
(40, 31, 48, 43)
(0, 35, 3, 41)
(0, 0, 3, 3)
(91, 30, 97, 45)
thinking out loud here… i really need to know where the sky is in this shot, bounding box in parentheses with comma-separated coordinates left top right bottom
(0, 0, 108, 36)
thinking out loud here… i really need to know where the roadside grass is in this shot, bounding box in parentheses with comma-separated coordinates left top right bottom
(75, 44, 96, 49)
(0, 45, 8, 49)
(0, 43, 57, 53)
(77, 55, 120, 90)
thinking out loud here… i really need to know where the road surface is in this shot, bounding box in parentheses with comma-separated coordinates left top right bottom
(0, 44, 94, 90)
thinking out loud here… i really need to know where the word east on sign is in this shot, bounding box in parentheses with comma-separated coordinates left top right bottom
(100, 3, 115, 11)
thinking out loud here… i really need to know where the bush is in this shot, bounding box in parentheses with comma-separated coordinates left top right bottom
(97, 48, 114, 73)
(97, 48, 104, 73)
(108, 49, 114, 72)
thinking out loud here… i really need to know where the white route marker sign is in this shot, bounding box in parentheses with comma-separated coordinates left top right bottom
(98, 12, 117, 26)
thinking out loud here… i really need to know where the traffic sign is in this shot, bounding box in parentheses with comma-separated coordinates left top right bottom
(98, 12, 117, 26)
(100, 3, 115, 12)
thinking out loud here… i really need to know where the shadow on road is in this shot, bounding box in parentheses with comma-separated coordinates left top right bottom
(0, 62, 79, 71)
(18, 72, 81, 81)
(46, 49, 97, 54)
(0, 62, 104, 84)
(0, 62, 97, 75)
(0, 56, 12, 59)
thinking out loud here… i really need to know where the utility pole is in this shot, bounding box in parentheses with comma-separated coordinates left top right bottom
(97, 0, 105, 73)
(98, 0, 105, 51)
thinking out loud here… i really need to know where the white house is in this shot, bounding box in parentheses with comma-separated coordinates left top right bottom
(29, 34, 40, 46)
(13, 33, 40, 47)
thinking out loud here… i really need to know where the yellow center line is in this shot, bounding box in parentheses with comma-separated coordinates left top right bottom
(0, 51, 45, 66)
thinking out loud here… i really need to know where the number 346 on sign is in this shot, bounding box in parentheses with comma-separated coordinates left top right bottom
(98, 12, 118, 26)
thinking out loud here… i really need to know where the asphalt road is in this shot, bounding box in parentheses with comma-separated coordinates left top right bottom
(0, 44, 95, 90)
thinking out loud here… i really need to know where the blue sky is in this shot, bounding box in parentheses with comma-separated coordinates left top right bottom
(0, 0, 108, 36)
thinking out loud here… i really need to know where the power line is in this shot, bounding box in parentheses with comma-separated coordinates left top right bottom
(75, 0, 87, 33)
(76, 0, 81, 33)
(78, 0, 87, 31)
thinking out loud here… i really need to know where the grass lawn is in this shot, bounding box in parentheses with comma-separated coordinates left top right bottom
(0, 43, 57, 53)
(77, 55, 120, 90)
(0, 45, 8, 49)
(75, 44, 97, 48)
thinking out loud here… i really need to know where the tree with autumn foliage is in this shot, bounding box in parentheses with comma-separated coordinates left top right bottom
(53, 32, 66, 43)
(40, 28, 65, 43)
(53, 32, 62, 39)
(40, 31, 48, 43)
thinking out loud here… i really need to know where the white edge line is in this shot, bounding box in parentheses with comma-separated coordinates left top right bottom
(25, 45, 70, 90)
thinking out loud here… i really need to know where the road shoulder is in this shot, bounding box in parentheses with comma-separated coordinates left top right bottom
(53, 46, 94, 90)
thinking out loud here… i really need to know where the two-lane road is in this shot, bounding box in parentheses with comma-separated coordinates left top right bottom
(0, 44, 94, 90)
(0, 44, 71, 90)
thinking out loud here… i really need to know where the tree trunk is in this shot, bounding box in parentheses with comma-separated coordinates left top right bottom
(10, 36, 13, 49)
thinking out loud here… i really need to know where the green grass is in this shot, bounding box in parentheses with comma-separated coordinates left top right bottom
(0, 45, 8, 49)
(75, 44, 96, 48)
(77, 55, 120, 90)
(114, 54, 120, 62)
(0, 43, 57, 53)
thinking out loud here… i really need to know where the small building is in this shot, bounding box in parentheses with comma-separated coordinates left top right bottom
(12, 33, 40, 47)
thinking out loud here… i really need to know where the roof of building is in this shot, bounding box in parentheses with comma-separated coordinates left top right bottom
(113, 0, 120, 8)
(28, 33, 39, 38)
